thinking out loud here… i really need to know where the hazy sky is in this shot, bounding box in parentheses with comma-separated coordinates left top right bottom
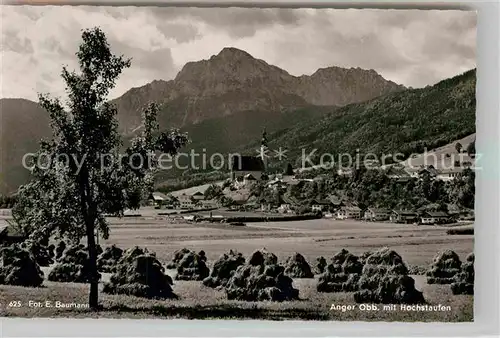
(0, 6, 476, 101)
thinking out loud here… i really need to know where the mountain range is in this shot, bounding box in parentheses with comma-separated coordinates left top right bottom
(1, 47, 475, 195)
(113, 47, 404, 134)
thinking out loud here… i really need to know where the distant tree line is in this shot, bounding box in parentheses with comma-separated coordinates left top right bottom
(0, 195, 18, 208)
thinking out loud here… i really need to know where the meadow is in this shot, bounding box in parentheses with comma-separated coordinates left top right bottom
(0, 208, 474, 321)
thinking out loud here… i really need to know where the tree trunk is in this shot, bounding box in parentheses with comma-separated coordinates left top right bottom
(86, 221, 99, 310)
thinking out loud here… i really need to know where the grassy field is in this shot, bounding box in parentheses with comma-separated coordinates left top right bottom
(0, 210, 474, 321)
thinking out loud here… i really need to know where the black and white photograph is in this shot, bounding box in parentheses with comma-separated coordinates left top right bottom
(0, 5, 476, 322)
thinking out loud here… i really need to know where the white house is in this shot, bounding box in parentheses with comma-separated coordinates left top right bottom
(277, 203, 293, 214)
(337, 206, 362, 220)
(337, 168, 353, 177)
(363, 208, 390, 221)
(436, 167, 465, 181)
(200, 199, 219, 210)
(420, 211, 451, 225)
(148, 192, 168, 207)
(178, 194, 196, 209)
(311, 199, 333, 212)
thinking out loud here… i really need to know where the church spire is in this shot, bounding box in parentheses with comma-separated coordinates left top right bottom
(261, 128, 268, 148)
(259, 128, 268, 170)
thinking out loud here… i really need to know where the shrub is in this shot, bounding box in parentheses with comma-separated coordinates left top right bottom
(176, 250, 209, 281)
(450, 252, 474, 295)
(315, 256, 327, 274)
(426, 249, 462, 284)
(224, 249, 299, 302)
(97, 245, 123, 273)
(353, 247, 425, 304)
(0, 244, 44, 287)
(22, 241, 54, 267)
(408, 265, 427, 275)
(316, 249, 363, 293)
(103, 250, 176, 299)
(247, 249, 278, 266)
(284, 253, 314, 278)
(48, 244, 55, 260)
(166, 248, 191, 269)
(359, 250, 374, 264)
(354, 274, 425, 304)
(48, 244, 100, 283)
(202, 250, 245, 288)
(364, 247, 409, 273)
(96, 244, 103, 256)
(446, 227, 474, 235)
(55, 240, 66, 261)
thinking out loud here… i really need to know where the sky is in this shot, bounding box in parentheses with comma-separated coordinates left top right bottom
(0, 6, 476, 101)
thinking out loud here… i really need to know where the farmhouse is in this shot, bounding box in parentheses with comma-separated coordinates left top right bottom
(436, 167, 465, 181)
(0, 219, 25, 245)
(405, 165, 438, 179)
(230, 155, 265, 182)
(420, 211, 451, 225)
(199, 199, 220, 210)
(311, 199, 333, 212)
(267, 178, 289, 190)
(457, 209, 475, 222)
(364, 208, 390, 221)
(390, 210, 419, 224)
(148, 192, 168, 208)
(337, 206, 362, 220)
(191, 191, 205, 201)
(385, 166, 411, 179)
(243, 173, 258, 185)
(177, 193, 196, 210)
(277, 203, 293, 214)
(337, 168, 353, 177)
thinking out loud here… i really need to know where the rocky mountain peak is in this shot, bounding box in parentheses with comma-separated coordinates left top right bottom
(172, 47, 294, 101)
(212, 47, 255, 62)
(113, 47, 406, 132)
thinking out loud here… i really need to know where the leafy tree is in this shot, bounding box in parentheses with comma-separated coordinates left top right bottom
(12, 28, 188, 309)
(466, 140, 476, 157)
(204, 183, 223, 200)
(448, 168, 475, 209)
(284, 163, 294, 176)
(455, 142, 463, 153)
(303, 181, 318, 200)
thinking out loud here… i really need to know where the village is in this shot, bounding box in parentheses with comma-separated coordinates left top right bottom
(144, 132, 475, 228)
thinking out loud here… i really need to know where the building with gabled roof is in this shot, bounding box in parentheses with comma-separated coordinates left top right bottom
(390, 210, 418, 224)
(230, 155, 265, 182)
(311, 199, 333, 212)
(436, 167, 466, 181)
(337, 206, 362, 220)
(191, 191, 205, 200)
(0, 219, 25, 245)
(385, 165, 411, 179)
(364, 208, 390, 221)
(420, 211, 451, 225)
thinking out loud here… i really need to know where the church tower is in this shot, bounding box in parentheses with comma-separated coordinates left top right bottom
(260, 128, 268, 170)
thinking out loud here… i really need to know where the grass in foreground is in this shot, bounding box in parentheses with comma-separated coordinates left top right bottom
(0, 276, 473, 321)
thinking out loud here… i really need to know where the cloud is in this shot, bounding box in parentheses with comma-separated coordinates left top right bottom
(149, 7, 303, 38)
(0, 6, 476, 101)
